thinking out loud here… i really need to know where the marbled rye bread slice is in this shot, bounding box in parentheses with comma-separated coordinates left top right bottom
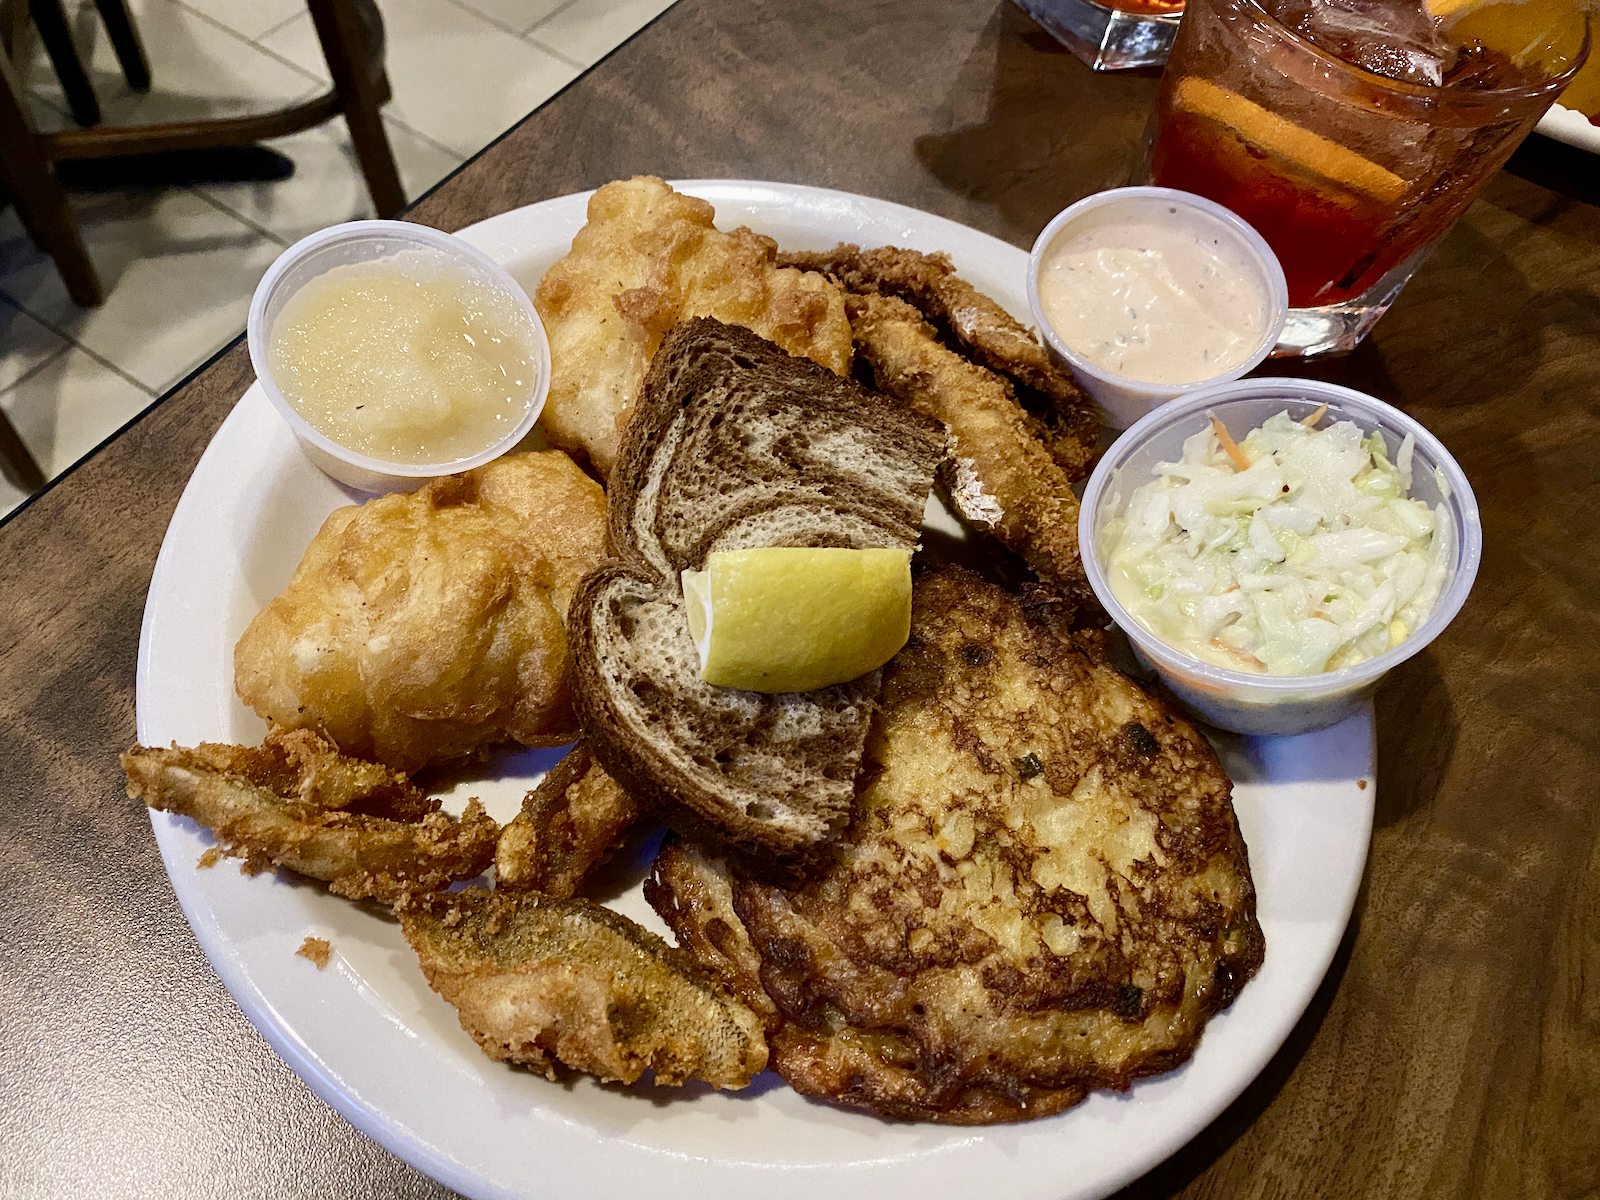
(567, 317, 942, 869)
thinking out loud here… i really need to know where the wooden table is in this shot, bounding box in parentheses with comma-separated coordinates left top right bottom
(2, 1, 1595, 1196)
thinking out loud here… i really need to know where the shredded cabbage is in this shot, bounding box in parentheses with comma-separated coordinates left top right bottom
(1102, 410, 1451, 675)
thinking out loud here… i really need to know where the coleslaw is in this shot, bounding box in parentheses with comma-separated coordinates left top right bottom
(1098, 409, 1454, 675)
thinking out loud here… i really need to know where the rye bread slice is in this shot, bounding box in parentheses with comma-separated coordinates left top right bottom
(568, 316, 943, 870)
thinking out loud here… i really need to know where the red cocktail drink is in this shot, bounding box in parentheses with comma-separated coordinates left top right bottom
(1149, 0, 1586, 352)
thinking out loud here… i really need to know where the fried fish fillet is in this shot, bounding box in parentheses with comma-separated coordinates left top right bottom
(235, 450, 607, 773)
(399, 888, 768, 1088)
(848, 293, 1097, 618)
(123, 729, 498, 905)
(533, 176, 853, 480)
(495, 743, 639, 897)
(781, 242, 1100, 478)
(649, 567, 1264, 1124)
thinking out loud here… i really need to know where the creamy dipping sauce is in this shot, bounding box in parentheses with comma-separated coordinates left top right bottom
(270, 256, 539, 466)
(1036, 217, 1268, 385)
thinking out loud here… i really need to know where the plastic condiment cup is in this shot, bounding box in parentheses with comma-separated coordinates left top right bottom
(1078, 379, 1482, 737)
(1027, 187, 1289, 430)
(247, 220, 551, 494)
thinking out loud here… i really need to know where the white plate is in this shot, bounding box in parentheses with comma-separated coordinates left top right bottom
(136, 181, 1375, 1200)
(1537, 103, 1600, 153)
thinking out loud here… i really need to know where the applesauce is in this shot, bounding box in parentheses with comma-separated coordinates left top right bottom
(269, 256, 540, 466)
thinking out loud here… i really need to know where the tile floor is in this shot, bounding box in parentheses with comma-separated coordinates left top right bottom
(0, 0, 677, 519)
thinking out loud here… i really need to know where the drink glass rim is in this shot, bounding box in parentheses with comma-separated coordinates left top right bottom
(1229, 0, 1590, 103)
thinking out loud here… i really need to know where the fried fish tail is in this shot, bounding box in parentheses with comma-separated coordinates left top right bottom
(495, 742, 639, 897)
(123, 737, 497, 906)
(399, 888, 768, 1088)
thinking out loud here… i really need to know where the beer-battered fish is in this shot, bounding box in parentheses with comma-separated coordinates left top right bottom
(495, 743, 639, 897)
(399, 888, 768, 1088)
(235, 450, 607, 773)
(123, 730, 497, 905)
(781, 242, 1100, 478)
(648, 567, 1264, 1124)
(848, 294, 1097, 619)
(534, 176, 853, 480)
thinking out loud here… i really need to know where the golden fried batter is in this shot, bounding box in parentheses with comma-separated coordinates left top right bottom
(495, 743, 639, 897)
(848, 294, 1096, 618)
(781, 242, 1101, 478)
(650, 567, 1264, 1124)
(123, 730, 498, 905)
(234, 450, 607, 773)
(399, 888, 768, 1088)
(534, 177, 853, 480)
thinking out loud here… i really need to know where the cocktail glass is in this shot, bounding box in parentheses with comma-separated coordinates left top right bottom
(1147, 0, 1588, 356)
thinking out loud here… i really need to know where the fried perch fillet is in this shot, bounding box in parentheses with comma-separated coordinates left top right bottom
(399, 888, 768, 1088)
(235, 450, 607, 773)
(649, 567, 1264, 1124)
(848, 293, 1096, 617)
(495, 743, 639, 897)
(781, 242, 1100, 478)
(533, 176, 853, 480)
(122, 730, 497, 905)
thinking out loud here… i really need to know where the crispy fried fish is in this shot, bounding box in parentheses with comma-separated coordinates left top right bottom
(649, 567, 1264, 1124)
(781, 242, 1100, 477)
(123, 730, 497, 905)
(495, 743, 639, 897)
(399, 888, 768, 1088)
(234, 450, 607, 773)
(534, 176, 853, 480)
(848, 293, 1097, 618)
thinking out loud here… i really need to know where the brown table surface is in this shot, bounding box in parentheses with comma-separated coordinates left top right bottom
(3, 1, 1597, 1196)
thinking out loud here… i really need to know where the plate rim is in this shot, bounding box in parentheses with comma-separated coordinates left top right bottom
(1536, 103, 1600, 153)
(137, 179, 1375, 1200)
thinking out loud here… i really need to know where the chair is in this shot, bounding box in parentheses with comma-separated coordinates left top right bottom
(8, 0, 152, 129)
(0, 0, 405, 308)
(0, 400, 42, 492)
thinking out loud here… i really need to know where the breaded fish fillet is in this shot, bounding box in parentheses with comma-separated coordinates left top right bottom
(649, 567, 1264, 1124)
(534, 176, 853, 480)
(399, 888, 768, 1088)
(123, 730, 497, 905)
(495, 743, 639, 897)
(781, 242, 1100, 478)
(235, 450, 607, 773)
(848, 294, 1097, 619)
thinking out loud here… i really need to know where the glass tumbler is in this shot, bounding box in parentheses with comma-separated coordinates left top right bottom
(1147, 0, 1587, 356)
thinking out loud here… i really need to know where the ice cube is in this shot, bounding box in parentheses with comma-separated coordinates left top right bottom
(1265, 0, 1461, 86)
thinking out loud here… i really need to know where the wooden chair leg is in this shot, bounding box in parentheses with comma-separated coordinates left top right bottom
(305, 0, 404, 218)
(29, 0, 99, 127)
(92, 0, 148, 92)
(0, 55, 102, 305)
(0, 403, 44, 492)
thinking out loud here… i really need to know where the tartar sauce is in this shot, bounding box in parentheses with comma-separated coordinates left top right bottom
(1100, 411, 1451, 675)
(270, 257, 539, 466)
(1036, 218, 1268, 385)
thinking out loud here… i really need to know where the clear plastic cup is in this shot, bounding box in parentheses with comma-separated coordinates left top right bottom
(1078, 378, 1482, 736)
(1027, 187, 1288, 429)
(247, 220, 550, 494)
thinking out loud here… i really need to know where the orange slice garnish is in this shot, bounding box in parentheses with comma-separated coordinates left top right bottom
(1174, 76, 1409, 204)
(1427, 0, 1588, 75)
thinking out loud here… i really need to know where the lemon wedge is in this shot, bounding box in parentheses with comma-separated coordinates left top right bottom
(681, 547, 912, 693)
(1426, 0, 1588, 75)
